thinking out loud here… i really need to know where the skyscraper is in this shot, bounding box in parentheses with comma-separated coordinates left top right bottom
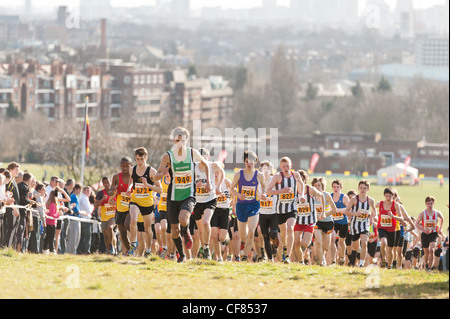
(290, 0, 312, 19)
(79, 0, 111, 20)
(171, 0, 191, 19)
(395, 0, 414, 37)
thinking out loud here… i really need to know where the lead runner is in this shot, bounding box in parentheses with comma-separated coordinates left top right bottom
(154, 127, 212, 263)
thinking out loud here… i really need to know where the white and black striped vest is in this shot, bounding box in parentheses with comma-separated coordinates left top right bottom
(349, 195, 371, 235)
(275, 172, 298, 214)
(297, 185, 316, 225)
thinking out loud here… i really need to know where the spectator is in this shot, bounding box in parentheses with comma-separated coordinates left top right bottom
(28, 183, 46, 254)
(59, 179, 74, 254)
(16, 172, 34, 252)
(2, 162, 21, 248)
(66, 183, 82, 254)
(77, 186, 93, 254)
(1, 171, 15, 245)
(43, 187, 68, 254)
(90, 192, 101, 254)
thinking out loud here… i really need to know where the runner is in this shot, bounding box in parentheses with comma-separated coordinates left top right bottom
(344, 180, 376, 268)
(344, 190, 356, 266)
(193, 148, 224, 260)
(367, 223, 379, 265)
(403, 227, 419, 269)
(375, 187, 404, 269)
(126, 147, 162, 257)
(415, 196, 445, 270)
(311, 177, 337, 266)
(210, 162, 231, 262)
(293, 170, 324, 264)
(266, 157, 304, 264)
(94, 177, 117, 255)
(156, 172, 172, 259)
(154, 127, 211, 263)
(330, 179, 350, 265)
(109, 157, 132, 256)
(257, 161, 278, 263)
(229, 151, 267, 262)
(229, 193, 241, 261)
(392, 191, 416, 269)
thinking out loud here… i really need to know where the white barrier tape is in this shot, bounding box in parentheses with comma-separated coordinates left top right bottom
(1, 204, 101, 225)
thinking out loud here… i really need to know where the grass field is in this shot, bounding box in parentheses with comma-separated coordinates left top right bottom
(0, 249, 448, 300)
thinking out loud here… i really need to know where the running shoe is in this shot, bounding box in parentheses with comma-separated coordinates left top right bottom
(177, 254, 186, 263)
(284, 255, 290, 264)
(184, 232, 193, 250)
(160, 248, 168, 259)
(127, 242, 138, 256)
(203, 247, 211, 260)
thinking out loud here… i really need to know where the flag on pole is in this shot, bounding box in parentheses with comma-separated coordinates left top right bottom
(309, 153, 320, 174)
(403, 156, 411, 175)
(218, 150, 228, 163)
(85, 113, 90, 158)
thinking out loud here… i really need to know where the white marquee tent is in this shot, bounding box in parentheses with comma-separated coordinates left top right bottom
(377, 163, 419, 186)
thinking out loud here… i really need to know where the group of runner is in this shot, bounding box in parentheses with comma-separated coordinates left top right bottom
(99, 126, 447, 270)
(1, 126, 447, 270)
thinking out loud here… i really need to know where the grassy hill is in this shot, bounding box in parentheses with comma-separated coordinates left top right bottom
(0, 249, 447, 299)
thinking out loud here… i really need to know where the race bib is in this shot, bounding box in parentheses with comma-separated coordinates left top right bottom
(217, 194, 228, 204)
(260, 199, 274, 209)
(120, 192, 131, 207)
(425, 222, 436, 230)
(333, 211, 345, 221)
(279, 191, 295, 204)
(134, 183, 150, 198)
(241, 186, 256, 201)
(196, 184, 211, 199)
(380, 214, 392, 228)
(356, 209, 370, 222)
(159, 192, 167, 206)
(174, 171, 193, 190)
(315, 204, 323, 213)
(104, 204, 116, 216)
(298, 203, 311, 216)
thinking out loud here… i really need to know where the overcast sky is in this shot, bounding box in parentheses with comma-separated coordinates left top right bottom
(0, 0, 446, 11)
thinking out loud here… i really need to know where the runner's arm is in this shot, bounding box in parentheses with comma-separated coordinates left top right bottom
(193, 149, 211, 192)
(229, 172, 245, 201)
(325, 192, 337, 217)
(154, 153, 170, 181)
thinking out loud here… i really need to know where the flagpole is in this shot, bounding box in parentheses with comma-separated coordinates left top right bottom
(80, 96, 89, 185)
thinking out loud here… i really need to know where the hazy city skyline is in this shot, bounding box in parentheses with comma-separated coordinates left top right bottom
(0, 0, 446, 11)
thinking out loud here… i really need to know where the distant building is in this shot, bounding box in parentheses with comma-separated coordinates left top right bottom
(348, 63, 449, 89)
(0, 58, 234, 129)
(270, 132, 449, 178)
(79, 0, 112, 20)
(415, 34, 449, 68)
(395, 0, 414, 38)
(169, 71, 234, 129)
(0, 15, 20, 42)
(171, 0, 191, 19)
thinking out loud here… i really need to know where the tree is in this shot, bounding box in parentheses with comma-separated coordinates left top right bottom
(188, 65, 198, 78)
(6, 101, 21, 119)
(266, 44, 299, 130)
(305, 82, 318, 100)
(377, 76, 391, 93)
(351, 81, 364, 99)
